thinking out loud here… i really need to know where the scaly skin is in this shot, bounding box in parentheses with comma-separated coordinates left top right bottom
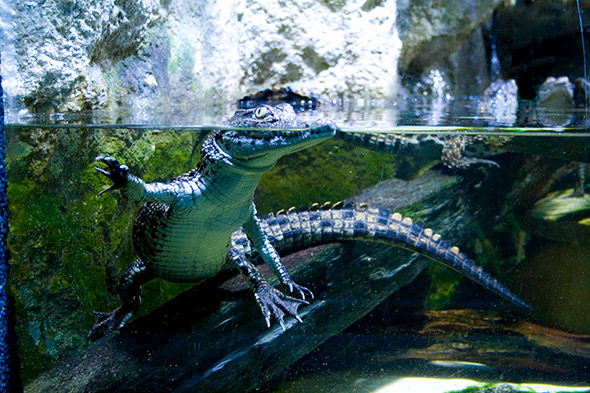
(336, 131, 502, 169)
(237, 87, 504, 169)
(232, 202, 531, 310)
(90, 104, 530, 340)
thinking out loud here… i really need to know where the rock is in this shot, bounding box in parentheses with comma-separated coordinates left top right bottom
(397, 0, 502, 74)
(400, 15, 502, 100)
(478, 79, 518, 126)
(236, 0, 401, 100)
(573, 77, 590, 108)
(7, 126, 202, 383)
(537, 76, 574, 127)
(4, 0, 506, 118)
(448, 27, 491, 98)
(495, 0, 590, 99)
(538, 77, 573, 107)
(10, 0, 161, 114)
(4, 0, 401, 118)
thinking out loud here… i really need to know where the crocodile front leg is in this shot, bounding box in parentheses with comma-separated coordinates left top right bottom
(95, 156, 191, 204)
(228, 249, 307, 329)
(89, 259, 154, 341)
(243, 203, 313, 301)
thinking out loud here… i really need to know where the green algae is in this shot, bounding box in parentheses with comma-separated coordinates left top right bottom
(7, 127, 200, 382)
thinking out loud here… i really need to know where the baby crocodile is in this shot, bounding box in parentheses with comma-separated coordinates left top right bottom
(236, 87, 501, 170)
(90, 104, 530, 340)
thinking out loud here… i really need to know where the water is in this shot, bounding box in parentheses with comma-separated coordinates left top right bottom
(6, 100, 590, 391)
(7, 97, 590, 130)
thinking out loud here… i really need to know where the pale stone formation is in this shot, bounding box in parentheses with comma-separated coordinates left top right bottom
(3, 0, 400, 118)
(2, 0, 502, 118)
(236, 0, 400, 100)
(6, 0, 161, 115)
(478, 78, 518, 126)
(397, 0, 504, 100)
(397, 0, 502, 73)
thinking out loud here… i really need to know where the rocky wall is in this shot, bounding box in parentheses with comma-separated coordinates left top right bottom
(3, 0, 507, 119)
(4, 0, 402, 119)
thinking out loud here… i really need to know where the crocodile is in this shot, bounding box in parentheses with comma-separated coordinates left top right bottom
(90, 103, 530, 340)
(235, 84, 590, 172)
(235, 87, 504, 170)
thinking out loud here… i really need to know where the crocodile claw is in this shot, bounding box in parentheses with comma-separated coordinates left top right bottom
(95, 156, 129, 194)
(89, 309, 119, 341)
(456, 157, 500, 169)
(288, 282, 314, 301)
(89, 307, 133, 341)
(254, 284, 308, 329)
(96, 184, 116, 196)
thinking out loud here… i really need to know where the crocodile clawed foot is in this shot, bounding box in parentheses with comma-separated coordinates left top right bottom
(88, 308, 131, 341)
(287, 281, 314, 301)
(254, 284, 308, 329)
(94, 156, 129, 194)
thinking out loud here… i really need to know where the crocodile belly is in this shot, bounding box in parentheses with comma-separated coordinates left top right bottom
(133, 204, 233, 282)
(143, 237, 229, 282)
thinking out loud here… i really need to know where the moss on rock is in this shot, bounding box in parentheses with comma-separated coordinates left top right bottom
(7, 126, 200, 382)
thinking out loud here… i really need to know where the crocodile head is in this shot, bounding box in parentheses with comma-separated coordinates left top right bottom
(216, 103, 336, 168)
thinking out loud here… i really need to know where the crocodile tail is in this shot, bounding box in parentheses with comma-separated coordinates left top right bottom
(255, 202, 531, 310)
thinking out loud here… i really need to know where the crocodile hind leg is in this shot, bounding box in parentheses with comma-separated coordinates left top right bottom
(243, 203, 313, 300)
(228, 248, 307, 330)
(89, 259, 154, 341)
(442, 136, 499, 169)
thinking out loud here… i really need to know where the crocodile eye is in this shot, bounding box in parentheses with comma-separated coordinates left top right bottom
(254, 106, 269, 119)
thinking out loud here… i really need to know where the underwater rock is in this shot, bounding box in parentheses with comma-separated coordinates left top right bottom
(24, 171, 478, 393)
(529, 188, 590, 222)
(7, 126, 203, 383)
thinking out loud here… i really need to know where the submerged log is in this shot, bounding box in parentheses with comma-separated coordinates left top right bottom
(25, 171, 497, 393)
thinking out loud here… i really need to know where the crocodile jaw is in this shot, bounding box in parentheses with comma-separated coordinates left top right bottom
(217, 120, 337, 168)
